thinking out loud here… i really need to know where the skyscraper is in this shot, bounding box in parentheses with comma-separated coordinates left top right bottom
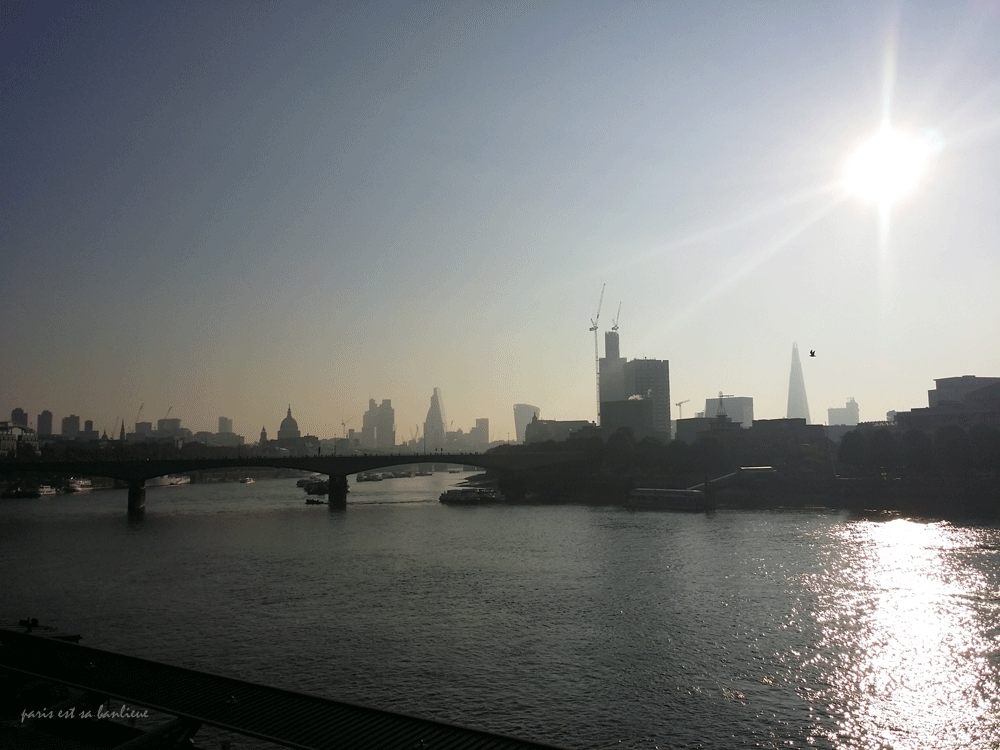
(11, 408, 28, 426)
(219, 416, 233, 434)
(513, 404, 540, 443)
(787, 343, 810, 423)
(61, 414, 80, 438)
(423, 388, 447, 452)
(37, 410, 53, 436)
(361, 399, 395, 450)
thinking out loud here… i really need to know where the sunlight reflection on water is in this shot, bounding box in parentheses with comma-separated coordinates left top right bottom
(806, 519, 998, 749)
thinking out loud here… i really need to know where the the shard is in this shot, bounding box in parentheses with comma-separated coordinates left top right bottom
(786, 342, 810, 423)
(423, 387, 447, 452)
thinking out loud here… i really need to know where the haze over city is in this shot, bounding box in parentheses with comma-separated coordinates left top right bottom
(3, 1, 998, 440)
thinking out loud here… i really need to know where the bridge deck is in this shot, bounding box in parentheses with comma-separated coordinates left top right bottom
(0, 628, 573, 750)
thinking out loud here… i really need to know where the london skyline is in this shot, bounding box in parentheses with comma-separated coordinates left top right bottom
(3, 1, 998, 441)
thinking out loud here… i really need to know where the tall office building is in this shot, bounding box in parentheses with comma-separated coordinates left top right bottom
(219, 416, 233, 434)
(599, 331, 628, 406)
(423, 388, 447, 452)
(61, 414, 81, 438)
(787, 343, 810, 423)
(361, 399, 395, 450)
(11, 408, 28, 426)
(513, 404, 540, 444)
(626, 359, 671, 435)
(37, 410, 53, 436)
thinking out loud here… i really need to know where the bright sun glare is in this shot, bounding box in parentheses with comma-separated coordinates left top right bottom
(845, 128, 931, 205)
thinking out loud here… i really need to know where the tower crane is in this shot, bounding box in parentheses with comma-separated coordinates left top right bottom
(675, 399, 689, 419)
(589, 284, 605, 424)
(341, 416, 355, 439)
(611, 302, 621, 332)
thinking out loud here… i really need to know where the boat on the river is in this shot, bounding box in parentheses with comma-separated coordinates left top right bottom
(439, 487, 506, 505)
(37, 485, 58, 496)
(65, 478, 92, 493)
(304, 497, 325, 505)
(628, 487, 709, 512)
(239, 477, 255, 484)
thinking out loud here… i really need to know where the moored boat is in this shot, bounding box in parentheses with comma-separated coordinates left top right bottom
(65, 478, 93, 493)
(239, 477, 255, 484)
(439, 487, 506, 505)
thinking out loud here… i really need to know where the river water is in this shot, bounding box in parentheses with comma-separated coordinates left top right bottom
(2, 475, 999, 749)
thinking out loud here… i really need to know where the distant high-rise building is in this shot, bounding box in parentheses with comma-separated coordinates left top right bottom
(11, 408, 27, 426)
(361, 399, 395, 450)
(61, 414, 80, 438)
(704, 396, 754, 428)
(158, 418, 182, 435)
(625, 359, 671, 435)
(423, 388, 447, 452)
(37, 410, 53, 436)
(598, 330, 671, 439)
(828, 398, 859, 426)
(927, 376, 1000, 407)
(260, 426, 268, 444)
(786, 343, 810, 423)
(474, 418, 489, 446)
(219, 416, 233, 434)
(513, 404, 540, 444)
(599, 331, 628, 406)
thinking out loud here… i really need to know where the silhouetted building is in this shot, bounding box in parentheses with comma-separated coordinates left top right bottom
(469, 418, 489, 449)
(786, 343, 810, 423)
(0, 422, 37, 455)
(513, 404, 540, 444)
(625, 359, 671, 436)
(37, 410, 52, 437)
(828, 398, 859, 426)
(61, 414, 80, 438)
(423, 388, 447, 452)
(361, 399, 395, 450)
(11, 408, 27, 427)
(705, 396, 754, 428)
(81, 419, 99, 441)
(158, 418, 182, 436)
(219, 416, 233, 434)
(599, 331, 628, 406)
(259, 426, 268, 444)
(894, 377, 1000, 432)
(927, 376, 1000, 407)
(524, 414, 595, 444)
(277, 406, 301, 441)
(598, 330, 671, 439)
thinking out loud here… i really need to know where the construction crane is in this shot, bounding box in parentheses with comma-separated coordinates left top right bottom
(675, 399, 689, 419)
(589, 284, 605, 423)
(164, 406, 172, 420)
(341, 416, 355, 439)
(611, 302, 622, 332)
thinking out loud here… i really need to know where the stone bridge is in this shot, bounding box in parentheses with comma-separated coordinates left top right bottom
(1, 453, 584, 513)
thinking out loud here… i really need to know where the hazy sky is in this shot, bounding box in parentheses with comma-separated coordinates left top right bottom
(3, 1, 999, 441)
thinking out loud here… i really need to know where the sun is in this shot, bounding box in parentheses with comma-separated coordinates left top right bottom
(845, 128, 931, 206)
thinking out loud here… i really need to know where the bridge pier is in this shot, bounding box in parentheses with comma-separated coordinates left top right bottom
(327, 475, 348, 508)
(127, 480, 146, 513)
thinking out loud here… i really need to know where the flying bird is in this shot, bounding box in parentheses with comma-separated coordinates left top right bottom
(809, 350, 816, 357)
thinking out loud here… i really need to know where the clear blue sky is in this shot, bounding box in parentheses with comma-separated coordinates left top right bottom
(3, 1, 998, 440)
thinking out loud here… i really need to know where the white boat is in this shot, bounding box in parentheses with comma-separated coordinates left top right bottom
(66, 478, 92, 493)
(239, 477, 255, 484)
(439, 487, 506, 505)
(629, 487, 708, 512)
(147, 475, 191, 487)
(37, 485, 58, 496)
